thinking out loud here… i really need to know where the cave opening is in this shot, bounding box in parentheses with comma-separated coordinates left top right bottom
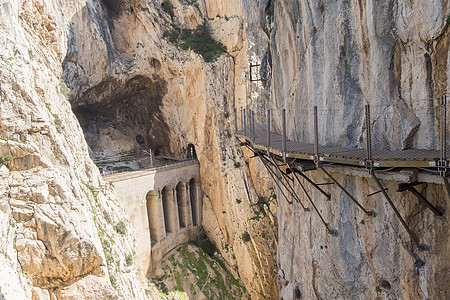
(70, 75, 173, 168)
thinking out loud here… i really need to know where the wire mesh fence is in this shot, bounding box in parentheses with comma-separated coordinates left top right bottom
(235, 95, 449, 170)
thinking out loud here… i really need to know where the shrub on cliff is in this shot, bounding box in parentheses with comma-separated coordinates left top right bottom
(163, 24, 226, 63)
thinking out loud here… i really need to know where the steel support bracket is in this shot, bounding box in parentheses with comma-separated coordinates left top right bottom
(321, 166, 376, 216)
(372, 173, 430, 251)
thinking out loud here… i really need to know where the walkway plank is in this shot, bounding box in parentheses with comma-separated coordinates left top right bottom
(237, 123, 449, 168)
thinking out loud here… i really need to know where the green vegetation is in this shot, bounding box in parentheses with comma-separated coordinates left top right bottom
(125, 254, 133, 266)
(447, 15, 450, 24)
(236, 198, 242, 204)
(0, 155, 13, 165)
(154, 243, 245, 299)
(114, 221, 127, 235)
(162, 0, 175, 19)
(59, 81, 70, 100)
(112, 166, 132, 173)
(241, 231, 251, 243)
(163, 24, 226, 63)
(194, 235, 217, 257)
(233, 161, 241, 168)
(294, 287, 301, 299)
(52, 114, 62, 132)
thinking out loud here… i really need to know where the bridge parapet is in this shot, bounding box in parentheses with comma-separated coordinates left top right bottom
(105, 160, 202, 275)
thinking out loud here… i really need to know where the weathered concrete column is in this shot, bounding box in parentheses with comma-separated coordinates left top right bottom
(185, 183, 193, 227)
(189, 178, 202, 226)
(172, 186, 181, 233)
(157, 189, 167, 240)
(177, 182, 190, 228)
(146, 190, 160, 243)
(162, 186, 176, 234)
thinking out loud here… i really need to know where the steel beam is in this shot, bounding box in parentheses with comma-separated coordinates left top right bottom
(397, 182, 444, 217)
(372, 172, 429, 251)
(296, 171, 331, 200)
(269, 157, 308, 211)
(291, 169, 338, 236)
(321, 166, 376, 216)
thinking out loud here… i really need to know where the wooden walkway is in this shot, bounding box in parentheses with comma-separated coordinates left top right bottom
(237, 123, 449, 168)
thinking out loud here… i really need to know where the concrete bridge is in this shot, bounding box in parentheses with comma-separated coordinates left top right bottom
(104, 160, 202, 275)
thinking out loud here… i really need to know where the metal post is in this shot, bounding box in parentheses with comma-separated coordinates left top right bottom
(313, 106, 319, 169)
(291, 170, 338, 236)
(252, 110, 256, 142)
(321, 166, 376, 216)
(440, 95, 447, 177)
(365, 104, 373, 173)
(372, 173, 427, 250)
(297, 171, 331, 200)
(267, 109, 271, 156)
(234, 108, 238, 132)
(282, 109, 286, 162)
(243, 108, 247, 136)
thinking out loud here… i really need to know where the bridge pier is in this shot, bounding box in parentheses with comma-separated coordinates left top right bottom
(104, 161, 203, 275)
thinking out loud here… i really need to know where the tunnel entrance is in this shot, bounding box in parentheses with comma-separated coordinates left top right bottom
(70, 75, 171, 161)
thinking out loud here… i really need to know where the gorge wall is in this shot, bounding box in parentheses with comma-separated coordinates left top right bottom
(1, 0, 449, 299)
(255, 0, 450, 299)
(1, 0, 277, 298)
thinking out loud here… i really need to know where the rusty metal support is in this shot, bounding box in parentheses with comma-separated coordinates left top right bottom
(259, 154, 293, 205)
(313, 106, 320, 169)
(321, 166, 376, 216)
(372, 173, 429, 250)
(243, 144, 293, 205)
(296, 171, 331, 200)
(443, 176, 450, 200)
(267, 109, 271, 157)
(269, 157, 308, 211)
(282, 109, 286, 162)
(367, 188, 388, 197)
(397, 182, 444, 217)
(410, 187, 444, 217)
(291, 169, 338, 236)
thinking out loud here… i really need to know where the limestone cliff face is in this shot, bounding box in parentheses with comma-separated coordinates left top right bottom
(0, 0, 149, 298)
(253, 0, 450, 299)
(59, 0, 278, 298)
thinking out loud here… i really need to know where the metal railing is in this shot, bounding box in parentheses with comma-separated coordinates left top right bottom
(102, 159, 198, 177)
(235, 95, 449, 173)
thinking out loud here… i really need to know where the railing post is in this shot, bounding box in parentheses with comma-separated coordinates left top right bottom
(313, 106, 319, 169)
(365, 104, 373, 174)
(243, 108, 247, 136)
(282, 109, 286, 162)
(267, 109, 271, 156)
(252, 110, 256, 142)
(440, 95, 447, 177)
(234, 108, 238, 132)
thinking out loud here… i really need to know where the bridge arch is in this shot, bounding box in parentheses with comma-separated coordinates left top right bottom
(162, 185, 176, 234)
(146, 190, 160, 244)
(189, 178, 201, 226)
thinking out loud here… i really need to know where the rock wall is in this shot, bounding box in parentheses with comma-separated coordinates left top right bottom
(253, 0, 450, 299)
(59, 0, 279, 298)
(0, 0, 148, 298)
